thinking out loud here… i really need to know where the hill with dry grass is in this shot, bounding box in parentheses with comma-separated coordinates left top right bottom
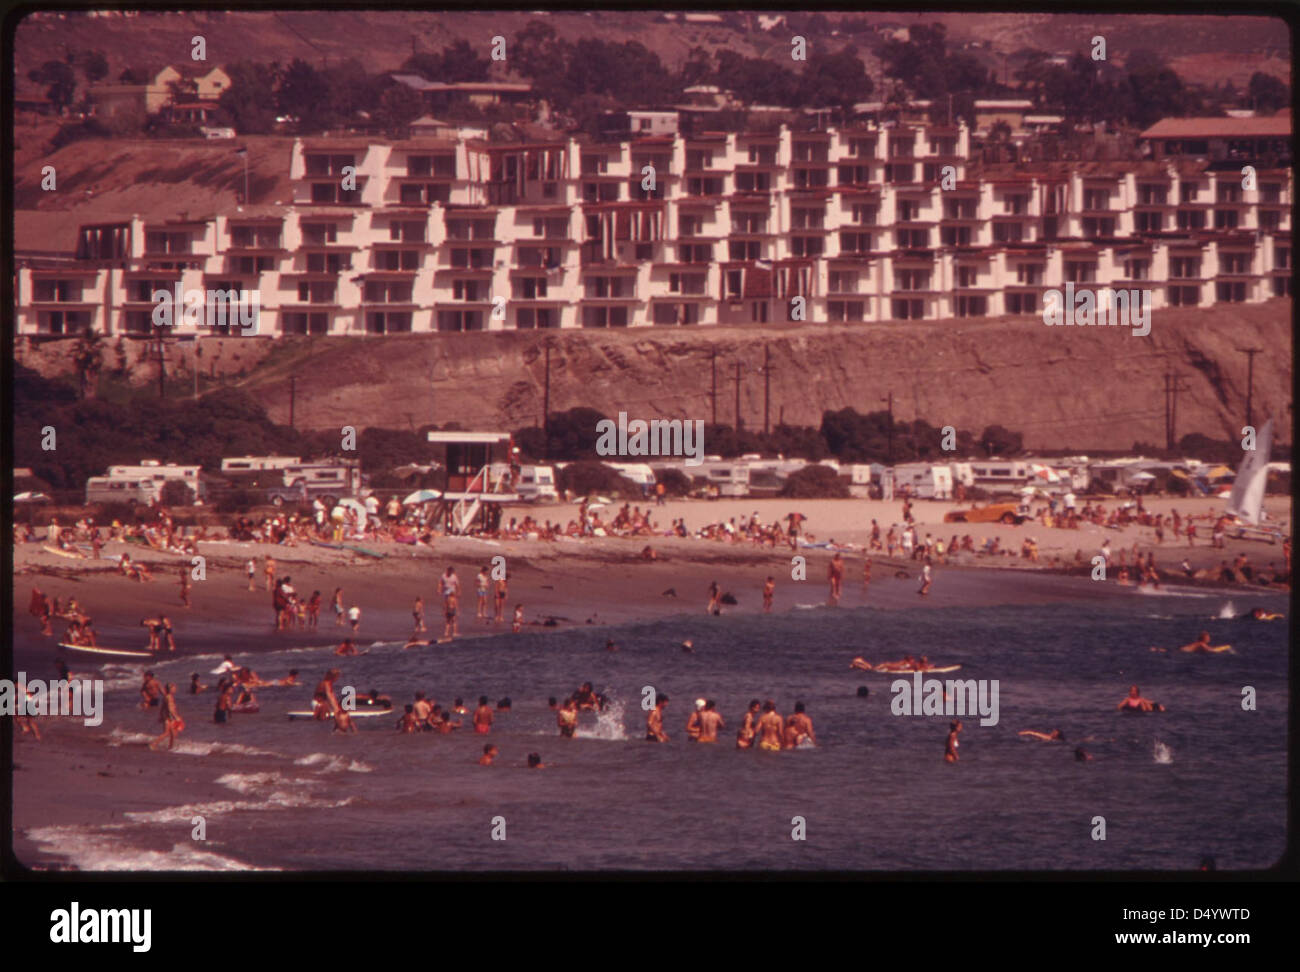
(16, 299, 1292, 453)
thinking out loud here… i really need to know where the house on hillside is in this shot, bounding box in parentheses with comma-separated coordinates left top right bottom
(89, 64, 231, 121)
(1139, 115, 1292, 166)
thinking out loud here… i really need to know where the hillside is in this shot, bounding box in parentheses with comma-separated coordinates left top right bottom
(15, 9, 1287, 100)
(16, 299, 1292, 453)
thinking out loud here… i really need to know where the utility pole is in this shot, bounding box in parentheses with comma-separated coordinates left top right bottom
(1165, 370, 1189, 452)
(1236, 346, 1262, 429)
(156, 332, 165, 399)
(289, 374, 297, 429)
(762, 343, 773, 436)
(732, 362, 743, 432)
(709, 346, 718, 425)
(882, 392, 894, 463)
(542, 340, 551, 459)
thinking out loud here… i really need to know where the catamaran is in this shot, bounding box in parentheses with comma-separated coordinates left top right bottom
(1223, 418, 1283, 544)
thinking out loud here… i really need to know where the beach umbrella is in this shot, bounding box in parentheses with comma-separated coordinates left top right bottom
(1029, 463, 1061, 483)
(1128, 471, 1156, 482)
(1206, 465, 1234, 481)
(402, 489, 442, 505)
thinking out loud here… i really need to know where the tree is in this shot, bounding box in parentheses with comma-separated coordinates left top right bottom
(779, 464, 850, 498)
(978, 425, 1023, 457)
(556, 461, 639, 499)
(28, 60, 77, 113)
(72, 328, 104, 400)
(78, 50, 109, 83)
(438, 40, 491, 83)
(219, 61, 277, 134)
(278, 59, 330, 132)
(798, 46, 872, 117)
(160, 480, 196, 507)
(1248, 72, 1288, 113)
(376, 83, 424, 135)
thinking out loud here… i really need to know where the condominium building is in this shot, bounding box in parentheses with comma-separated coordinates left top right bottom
(14, 118, 1292, 338)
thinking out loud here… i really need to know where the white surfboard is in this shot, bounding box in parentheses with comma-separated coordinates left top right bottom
(58, 643, 155, 658)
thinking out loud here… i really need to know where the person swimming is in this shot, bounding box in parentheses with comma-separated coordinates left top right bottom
(1018, 729, 1066, 741)
(1117, 684, 1164, 713)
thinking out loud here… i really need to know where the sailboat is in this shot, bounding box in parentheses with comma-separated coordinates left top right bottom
(1223, 418, 1282, 544)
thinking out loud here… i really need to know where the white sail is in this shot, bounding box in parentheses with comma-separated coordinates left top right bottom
(1224, 419, 1272, 524)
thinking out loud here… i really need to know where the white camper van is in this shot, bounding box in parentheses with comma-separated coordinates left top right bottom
(891, 462, 954, 500)
(516, 465, 559, 502)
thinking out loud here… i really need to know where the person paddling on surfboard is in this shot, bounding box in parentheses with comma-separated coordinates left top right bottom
(1177, 631, 1234, 654)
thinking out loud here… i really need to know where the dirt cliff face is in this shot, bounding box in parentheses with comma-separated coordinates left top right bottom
(16, 298, 1291, 451)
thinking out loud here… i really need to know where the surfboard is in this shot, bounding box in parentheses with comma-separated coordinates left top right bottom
(310, 540, 346, 550)
(344, 545, 386, 559)
(232, 702, 260, 714)
(287, 708, 391, 720)
(58, 643, 155, 658)
(43, 545, 86, 559)
(866, 664, 963, 674)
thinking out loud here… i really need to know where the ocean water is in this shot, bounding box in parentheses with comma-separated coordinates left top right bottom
(17, 579, 1290, 872)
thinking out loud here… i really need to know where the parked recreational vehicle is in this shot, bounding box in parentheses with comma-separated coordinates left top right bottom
(221, 456, 302, 474)
(604, 462, 656, 497)
(266, 459, 363, 505)
(891, 462, 954, 499)
(968, 460, 1031, 495)
(699, 460, 750, 497)
(516, 465, 559, 502)
(86, 460, 204, 505)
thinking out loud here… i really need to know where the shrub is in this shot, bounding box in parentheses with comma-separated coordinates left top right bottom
(779, 464, 850, 498)
(655, 468, 692, 496)
(557, 460, 639, 499)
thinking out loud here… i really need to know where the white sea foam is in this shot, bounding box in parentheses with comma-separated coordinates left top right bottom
(24, 825, 270, 871)
(1154, 739, 1173, 764)
(1217, 601, 1237, 619)
(575, 697, 628, 741)
(294, 753, 374, 773)
(106, 727, 281, 758)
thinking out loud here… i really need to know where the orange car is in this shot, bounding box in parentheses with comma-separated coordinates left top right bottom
(944, 502, 1027, 525)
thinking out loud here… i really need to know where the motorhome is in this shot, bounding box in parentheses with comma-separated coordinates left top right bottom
(968, 459, 1031, 495)
(266, 459, 363, 505)
(891, 462, 954, 500)
(516, 464, 559, 502)
(699, 459, 751, 497)
(603, 462, 657, 498)
(221, 456, 302, 474)
(86, 460, 204, 505)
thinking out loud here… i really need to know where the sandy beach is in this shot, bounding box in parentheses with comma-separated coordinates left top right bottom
(11, 493, 1291, 871)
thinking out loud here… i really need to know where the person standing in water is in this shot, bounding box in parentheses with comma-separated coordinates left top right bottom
(646, 694, 670, 742)
(918, 558, 933, 597)
(762, 576, 775, 613)
(736, 699, 761, 749)
(149, 684, 184, 751)
(473, 696, 493, 734)
(756, 700, 784, 752)
(697, 700, 725, 743)
(944, 719, 962, 763)
(827, 553, 845, 605)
